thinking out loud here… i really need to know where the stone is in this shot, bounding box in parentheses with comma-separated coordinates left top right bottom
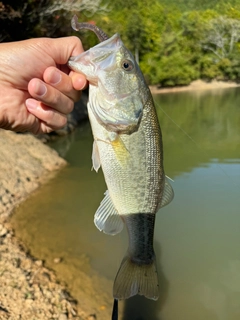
(58, 313, 68, 320)
(53, 257, 62, 264)
(86, 315, 97, 320)
(35, 260, 43, 267)
(0, 225, 7, 237)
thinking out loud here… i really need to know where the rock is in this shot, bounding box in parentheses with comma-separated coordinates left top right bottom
(58, 314, 68, 320)
(53, 257, 62, 264)
(0, 224, 7, 237)
(86, 314, 97, 320)
(35, 260, 43, 267)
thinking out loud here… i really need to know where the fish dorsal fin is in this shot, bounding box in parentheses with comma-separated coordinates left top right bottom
(94, 190, 124, 235)
(158, 178, 174, 209)
(92, 140, 101, 172)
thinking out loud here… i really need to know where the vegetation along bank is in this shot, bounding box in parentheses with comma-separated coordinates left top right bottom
(1, 0, 240, 87)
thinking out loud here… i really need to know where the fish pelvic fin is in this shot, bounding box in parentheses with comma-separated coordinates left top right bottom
(113, 253, 159, 300)
(158, 178, 174, 209)
(92, 140, 101, 172)
(94, 190, 124, 235)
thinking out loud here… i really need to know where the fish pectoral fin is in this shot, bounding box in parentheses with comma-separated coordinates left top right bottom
(110, 136, 130, 167)
(94, 190, 124, 235)
(92, 140, 101, 172)
(158, 178, 174, 209)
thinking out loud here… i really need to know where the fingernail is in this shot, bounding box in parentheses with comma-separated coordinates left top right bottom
(26, 98, 38, 111)
(35, 82, 47, 97)
(49, 70, 61, 85)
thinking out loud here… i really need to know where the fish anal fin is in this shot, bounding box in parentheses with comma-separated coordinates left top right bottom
(94, 190, 124, 235)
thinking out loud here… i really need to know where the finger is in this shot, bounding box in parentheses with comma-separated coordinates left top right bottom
(47, 36, 84, 64)
(43, 66, 85, 101)
(25, 98, 67, 130)
(28, 78, 74, 115)
(38, 122, 61, 135)
(70, 71, 88, 91)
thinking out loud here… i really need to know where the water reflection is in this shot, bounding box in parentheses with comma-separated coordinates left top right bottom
(11, 87, 240, 320)
(154, 87, 240, 177)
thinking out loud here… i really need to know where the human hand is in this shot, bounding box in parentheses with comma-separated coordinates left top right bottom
(0, 36, 87, 134)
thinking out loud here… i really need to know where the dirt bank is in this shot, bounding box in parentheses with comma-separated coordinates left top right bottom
(149, 79, 240, 94)
(0, 129, 95, 320)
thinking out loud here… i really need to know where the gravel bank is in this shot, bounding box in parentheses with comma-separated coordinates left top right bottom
(0, 130, 95, 320)
(0, 130, 67, 218)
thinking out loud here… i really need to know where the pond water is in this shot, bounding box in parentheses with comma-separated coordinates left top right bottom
(11, 87, 240, 320)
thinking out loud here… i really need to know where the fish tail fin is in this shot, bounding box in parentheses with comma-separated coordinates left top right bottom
(113, 253, 159, 300)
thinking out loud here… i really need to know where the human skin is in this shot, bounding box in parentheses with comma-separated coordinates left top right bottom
(0, 36, 87, 134)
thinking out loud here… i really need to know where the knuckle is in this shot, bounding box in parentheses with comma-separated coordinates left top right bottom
(66, 100, 74, 113)
(51, 91, 60, 105)
(46, 112, 67, 129)
(59, 98, 74, 114)
(57, 115, 67, 128)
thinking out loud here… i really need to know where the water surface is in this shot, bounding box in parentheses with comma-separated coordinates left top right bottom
(11, 87, 240, 320)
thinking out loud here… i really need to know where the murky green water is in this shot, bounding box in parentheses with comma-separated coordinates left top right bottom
(11, 88, 240, 320)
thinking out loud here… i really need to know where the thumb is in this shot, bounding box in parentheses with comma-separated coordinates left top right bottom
(49, 36, 84, 65)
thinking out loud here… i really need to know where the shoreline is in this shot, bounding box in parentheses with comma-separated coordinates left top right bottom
(0, 130, 94, 320)
(149, 79, 240, 94)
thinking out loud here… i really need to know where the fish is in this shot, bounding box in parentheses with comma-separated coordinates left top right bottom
(68, 15, 174, 301)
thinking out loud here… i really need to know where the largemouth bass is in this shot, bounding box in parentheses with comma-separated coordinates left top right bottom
(68, 15, 174, 301)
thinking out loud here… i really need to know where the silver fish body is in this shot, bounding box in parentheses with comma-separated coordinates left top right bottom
(68, 23, 174, 300)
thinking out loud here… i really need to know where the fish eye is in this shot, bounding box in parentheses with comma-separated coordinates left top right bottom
(122, 59, 134, 71)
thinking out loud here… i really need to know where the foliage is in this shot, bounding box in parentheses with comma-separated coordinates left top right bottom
(99, 0, 240, 85)
(1, 0, 240, 85)
(0, 0, 108, 41)
(201, 16, 240, 59)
